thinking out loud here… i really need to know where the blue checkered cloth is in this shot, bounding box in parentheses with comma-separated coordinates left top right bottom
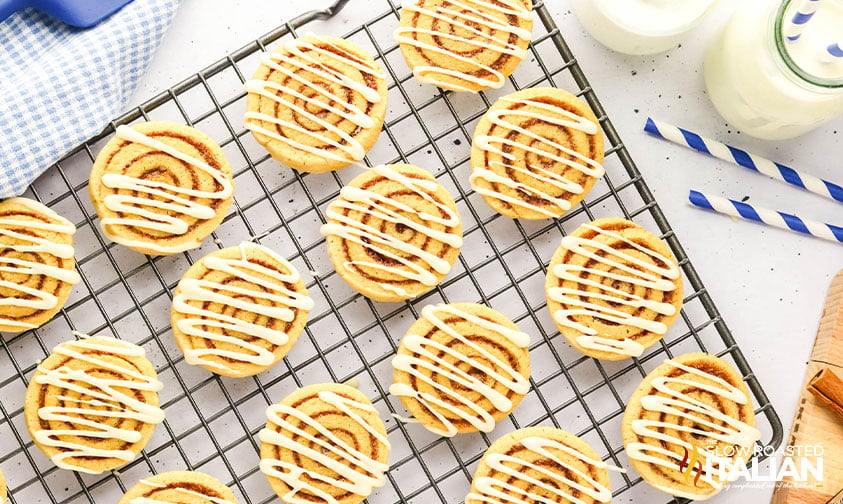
(0, 0, 182, 198)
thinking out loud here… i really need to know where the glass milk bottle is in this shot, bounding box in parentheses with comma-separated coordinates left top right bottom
(571, 0, 720, 55)
(704, 0, 843, 140)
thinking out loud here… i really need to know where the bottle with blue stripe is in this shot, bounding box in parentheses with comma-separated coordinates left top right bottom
(704, 0, 843, 140)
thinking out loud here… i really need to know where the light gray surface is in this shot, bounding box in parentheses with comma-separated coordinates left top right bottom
(130, 0, 843, 501)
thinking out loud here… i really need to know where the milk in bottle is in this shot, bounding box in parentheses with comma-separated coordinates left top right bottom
(705, 0, 843, 140)
(571, 0, 719, 55)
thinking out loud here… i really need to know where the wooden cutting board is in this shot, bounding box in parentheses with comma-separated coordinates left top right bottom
(772, 269, 843, 504)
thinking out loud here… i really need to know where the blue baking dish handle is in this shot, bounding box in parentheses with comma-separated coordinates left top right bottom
(0, 0, 134, 28)
(0, 0, 25, 23)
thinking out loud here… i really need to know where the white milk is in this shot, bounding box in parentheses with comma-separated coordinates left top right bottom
(784, 0, 843, 80)
(571, 0, 718, 55)
(705, 0, 843, 140)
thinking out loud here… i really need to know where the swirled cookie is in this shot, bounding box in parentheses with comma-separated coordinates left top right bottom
(0, 197, 81, 332)
(118, 471, 237, 504)
(471, 87, 605, 219)
(89, 121, 234, 256)
(321, 164, 463, 302)
(259, 383, 390, 504)
(622, 353, 760, 500)
(545, 218, 683, 360)
(246, 34, 388, 173)
(396, 0, 534, 92)
(467, 426, 613, 504)
(390, 303, 530, 436)
(24, 335, 164, 474)
(171, 242, 314, 378)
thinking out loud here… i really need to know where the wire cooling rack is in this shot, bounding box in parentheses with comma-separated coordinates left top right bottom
(0, 0, 783, 502)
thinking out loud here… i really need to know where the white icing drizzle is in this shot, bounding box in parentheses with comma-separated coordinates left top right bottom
(395, 0, 532, 91)
(548, 223, 680, 357)
(320, 165, 462, 298)
(391, 413, 422, 424)
(99, 125, 233, 254)
(259, 390, 390, 504)
(467, 435, 620, 504)
(389, 303, 530, 437)
(33, 337, 165, 474)
(129, 478, 235, 504)
(626, 359, 761, 499)
(173, 242, 314, 372)
(0, 197, 81, 330)
(245, 33, 385, 164)
(470, 97, 605, 217)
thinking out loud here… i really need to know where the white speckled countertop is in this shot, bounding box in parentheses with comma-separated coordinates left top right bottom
(132, 0, 843, 501)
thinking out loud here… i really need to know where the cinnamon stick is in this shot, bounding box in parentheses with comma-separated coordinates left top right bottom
(807, 367, 843, 423)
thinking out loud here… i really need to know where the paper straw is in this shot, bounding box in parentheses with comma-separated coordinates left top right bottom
(689, 190, 843, 245)
(784, 0, 821, 41)
(644, 117, 843, 205)
(825, 42, 843, 60)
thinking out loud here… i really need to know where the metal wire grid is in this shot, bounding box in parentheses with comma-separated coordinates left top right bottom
(0, 0, 783, 502)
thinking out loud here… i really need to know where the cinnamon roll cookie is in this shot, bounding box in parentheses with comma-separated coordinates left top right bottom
(545, 218, 683, 360)
(622, 353, 760, 500)
(0, 197, 81, 332)
(321, 164, 463, 302)
(118, 471, 237, 504)
(466, 426, 613, 504)
(24, 335, 164, 474)
(390, 303, 530, 436)
(471, 87, 605, 219)
(245, 34, 388, 173)
(171, 242, 314, 378)
(259, 383, 390, 504)
(396, 0, 534, 92)
(89, 122, 234, 256)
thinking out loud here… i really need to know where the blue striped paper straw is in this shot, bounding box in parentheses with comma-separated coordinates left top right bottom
(644, 118, 843, 205)
(784, 0, 821, 41)
(689, 190, 843, 245)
